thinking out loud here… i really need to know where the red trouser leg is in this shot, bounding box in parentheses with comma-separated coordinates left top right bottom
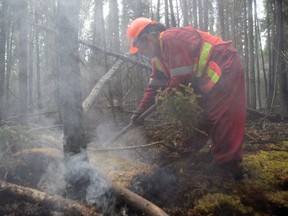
(202, 56, 246, 166)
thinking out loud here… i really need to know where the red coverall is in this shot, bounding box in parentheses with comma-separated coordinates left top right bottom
(136, 26, 246, 166)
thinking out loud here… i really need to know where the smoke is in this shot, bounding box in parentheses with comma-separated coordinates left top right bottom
(38, 151, 116, 214)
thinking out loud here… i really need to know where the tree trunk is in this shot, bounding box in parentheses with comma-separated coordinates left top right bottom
(244, 0, 250, 107)
(5, 15, 13, 115)
(198, 0, 203, 30)
(164, 0, 169, 27)
(28, 23, 34, 112)
(169, 0, 176, 27)
(203, 0, 208, 31)
(248, 0, 256, 109)
(254, 0, 262, 109)
(217, 0, 225, 40)
(181, 0, 189, 26)
(0, 0, 8, 122)
(16, 0, 29, 116)
(266, 1, 273, 110)
(232, 0, 236, 47)
(275, 0, 288, 118)
(156, 0, 161, 21)
(56, 0, 87, 156)
(107, 0, 120, 53)
(269, 0, 277, 112)
(192, 0, 198, 28)
(35, 11, 42, 112)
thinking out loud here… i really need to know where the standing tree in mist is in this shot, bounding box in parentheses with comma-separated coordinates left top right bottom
(0, 0, 7, 122)
(56, 0, 87, 156)
(16, 0, 29, 116)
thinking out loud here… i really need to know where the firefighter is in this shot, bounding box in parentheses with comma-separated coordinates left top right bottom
(126, 17, 246, 180)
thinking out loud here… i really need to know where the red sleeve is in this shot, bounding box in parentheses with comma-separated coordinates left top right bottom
(137, 59, 168, 113)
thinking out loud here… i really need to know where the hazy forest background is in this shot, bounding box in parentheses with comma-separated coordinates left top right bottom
(0, 0, 287, 153)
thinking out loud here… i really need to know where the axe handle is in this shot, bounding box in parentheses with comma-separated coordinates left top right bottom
(102, 104, 157, 147)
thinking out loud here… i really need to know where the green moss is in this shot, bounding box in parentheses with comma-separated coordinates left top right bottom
(243, 151, 288, 187)
(190, 193, 254, 216)
(265, 191, 288, 209)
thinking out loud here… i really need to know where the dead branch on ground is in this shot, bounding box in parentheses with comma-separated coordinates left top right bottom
(111, 182, 169, 216)
(0, 180, 102, 216)
(88, 141, 163, 152)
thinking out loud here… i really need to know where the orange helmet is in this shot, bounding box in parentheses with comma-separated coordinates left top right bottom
(126, 17, 156, 54)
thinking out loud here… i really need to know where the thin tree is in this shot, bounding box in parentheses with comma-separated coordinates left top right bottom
(156, 0, 161, 22)
(244, 0, 250, 107)
(5, 8, 13, 115)
(203, 0, 208, 31)
(266, 0, 273, 109)
(248, 0, 256, 108)
(28, 21, 34, 112)
(107, 0, 120, 53)
(35, 10, 42, 112)
(164, 0, 169, 27)
(181, 0, 189, 26)
(254, 0, 262, 109)
(198, 0, 203, 30)
(232, 0, 236, 47)
(192, 0, 198, 28)
(16, 0, 29, 116)
(168, 0, 176, 27)
(275, 0, 288, 118)
(0, 0, 8, 122)
(217, 0, 225, 40)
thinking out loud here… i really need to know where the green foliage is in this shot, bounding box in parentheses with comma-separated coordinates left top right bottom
(190, 193, 254, 216)
(156, 86, 202, 140)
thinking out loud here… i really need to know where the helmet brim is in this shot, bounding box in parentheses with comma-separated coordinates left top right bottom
(129, 45, 138, 54)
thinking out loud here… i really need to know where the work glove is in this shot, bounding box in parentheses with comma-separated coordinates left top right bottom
(130, 111, 143, 125)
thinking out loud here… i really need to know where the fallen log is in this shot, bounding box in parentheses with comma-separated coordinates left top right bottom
(0, 180, 102, 216)
(82, 59, 124, 113)
(246, 107, 266, 118)
(111, 182, 169, 216)
(246, 107, 282, 122)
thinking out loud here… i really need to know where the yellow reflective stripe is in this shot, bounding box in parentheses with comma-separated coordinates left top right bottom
(197, 42, 212, 77)
(155, 58, 164, 72)
(206, 68, 220, 83)
(170, 66, 194, 77)
(149, 78, 167, 86)
(159, 32, 164, 52)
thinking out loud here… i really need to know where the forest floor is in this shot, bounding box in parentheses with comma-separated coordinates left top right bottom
(0, 114, 288, 216)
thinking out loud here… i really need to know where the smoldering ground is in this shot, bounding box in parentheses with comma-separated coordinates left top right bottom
(38, 151, 116, 214)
